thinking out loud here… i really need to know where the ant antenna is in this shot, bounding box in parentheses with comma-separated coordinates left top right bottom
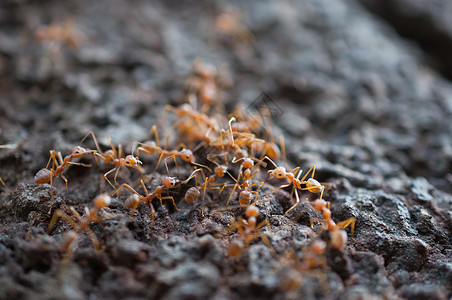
(228, 117, 236, 146)
(264, 156, 278, 168)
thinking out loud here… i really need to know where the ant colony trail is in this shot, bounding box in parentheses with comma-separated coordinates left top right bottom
(19, 61, 357, 298)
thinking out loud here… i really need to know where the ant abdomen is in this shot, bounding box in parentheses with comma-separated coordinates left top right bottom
(34, 168, 52, 184)
(239, 190, 252, 207)
(185, 187, 200, 203)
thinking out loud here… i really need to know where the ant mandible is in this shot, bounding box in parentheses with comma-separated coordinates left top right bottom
(113, 176, 179, 226)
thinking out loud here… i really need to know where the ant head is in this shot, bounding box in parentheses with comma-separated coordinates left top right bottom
(245, 205, 259, 218)
(242, 158, 254, 169)
(162, 176, 178, 188)
(124, 155, 142, 167)
(71, 146, 89, 157)
(268, 166, 286, 179)
(214, 165, 227, 177)
(180, 149, 194, 162)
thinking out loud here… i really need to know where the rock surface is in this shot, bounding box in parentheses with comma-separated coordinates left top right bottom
(0, 0, 451, 299)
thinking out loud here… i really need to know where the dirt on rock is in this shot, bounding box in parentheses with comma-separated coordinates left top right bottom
(0, 1, 451, 300)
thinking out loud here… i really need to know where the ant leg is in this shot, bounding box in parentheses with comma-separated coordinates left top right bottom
(57, 151, 64, 165)
(112, 183, 139, 197)
(50, 150, 60, 169)
(289, 167, 301, 177)
(182, 169, 203, 186)
(262, 156, 278, 168)
(44, 153, 54, 169)
(217, 183, 236, 198)
(277, 134, 286, 165)
(248, 181, 265, 190)
(296, 168, 303, 180)
(61, 174, 69, 196)
(226, 183, 239, 206)
(249, 190, 260, 205)
(94, 152, 108, 164)
(263, 183, 291, 199)
(85, 227, 101, 251)
(163, 123, 177, 150)
(104, 167, 118, 189)
(163, 156, 178, 176)
(149, 202, 155, 227)
(48, 173, 54, 213)
(228, 117, 236, 146)
(81, 131, 103, 154)
(0, 177, 12, 193)
(201, 178, 210, 217)
(47, 209, 77, 233)
(281, 189, 301, 223)
(299, 165, 316, 183)
(159, 196, 179, 210)
(148, 125, 161, 148)
(118, 144, 125, 159)
(113, 166, 122, 187)
(68, 162, 92, 167)
(69, 207, 83, 224)
(336, 218, 356, 235)
(109, 138, 118, 159)
(151, 153, 165, 177)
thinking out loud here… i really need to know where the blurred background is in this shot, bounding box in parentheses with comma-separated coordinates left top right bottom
(1, 0, 451, 192)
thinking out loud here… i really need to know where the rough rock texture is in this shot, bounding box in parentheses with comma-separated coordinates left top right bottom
(0, 0, 451, 299)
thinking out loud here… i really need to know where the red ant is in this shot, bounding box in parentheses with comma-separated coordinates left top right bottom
(113, 176, 179, 226)
(218, 205, 273, 258)
(182, 153, 235, 215)
(184, 59, 230, 115)
(164, 104, 220, 133)
(264, 157, 329, 222)
(47, 193, 112, 251)
(310, 198, 355, 249)
(35, 19, 81, 48)
(34, 146, 96, 202)
(136, 125, 209, 176)
(278, 239, 329, 295)
(215, 7, 254, 44)
(219, 156, 266, 207)
(81, 132, 144, 189)
(0, 177, 12, 193)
